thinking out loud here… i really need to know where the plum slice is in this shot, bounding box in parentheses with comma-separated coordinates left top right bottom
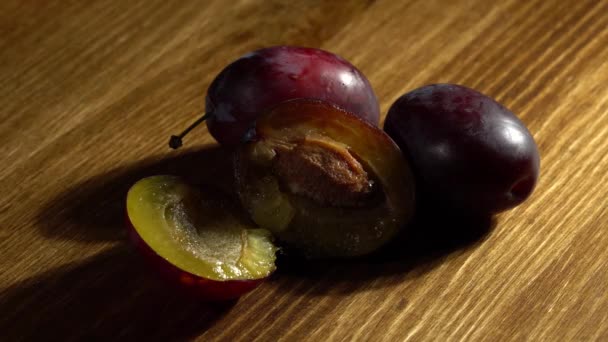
(126, 175, 277, 300)
(235, 99, 416, 259)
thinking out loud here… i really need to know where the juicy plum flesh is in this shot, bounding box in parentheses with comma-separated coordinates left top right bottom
(126, 176, 277, 283)
(235, 99, 416, 258)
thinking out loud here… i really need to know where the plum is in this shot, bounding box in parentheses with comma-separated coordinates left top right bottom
(234, 99, 416, 258)
(170, 46, 380, 147)
(384, 83, 540, 215)
(126, 175, 277, 300)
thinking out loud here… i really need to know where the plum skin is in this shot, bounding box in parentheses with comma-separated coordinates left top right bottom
(125, 216, 264, 301)
(205, 46, 380, 145)
(384, 83, 540, 214)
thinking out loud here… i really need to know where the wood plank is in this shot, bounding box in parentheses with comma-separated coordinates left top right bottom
(1, 0, 607, 340)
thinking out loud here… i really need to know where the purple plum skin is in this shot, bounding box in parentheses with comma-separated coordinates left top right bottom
(384, 84, 540, 215)
(205, 46, 380, 145)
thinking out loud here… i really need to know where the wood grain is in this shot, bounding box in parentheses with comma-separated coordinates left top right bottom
(1, 0, 608, 340)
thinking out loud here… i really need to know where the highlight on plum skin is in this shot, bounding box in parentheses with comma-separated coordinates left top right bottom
(384, 83, 540, 215)
(234, 99, 416, 259)
(205, 46, 381, 145)
(125, 175, 278, 301)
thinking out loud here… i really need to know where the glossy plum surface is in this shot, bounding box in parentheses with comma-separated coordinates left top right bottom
(384, 84, 540, 214)
(235, 99, 415, 258)
(205, 46, 380, 145)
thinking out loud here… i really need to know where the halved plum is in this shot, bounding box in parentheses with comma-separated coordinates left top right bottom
(235, 99, 416, 259)
(126, 175, 277, 300)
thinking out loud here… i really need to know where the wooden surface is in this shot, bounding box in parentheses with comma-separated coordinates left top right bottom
(1, 0, 608, 340)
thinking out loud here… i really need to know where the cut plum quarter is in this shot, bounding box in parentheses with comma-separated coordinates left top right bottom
(235, 99, 416, 259)
(126, 175, 277, 301)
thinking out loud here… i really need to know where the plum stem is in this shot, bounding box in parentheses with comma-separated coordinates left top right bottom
(168, 113, 210, 149)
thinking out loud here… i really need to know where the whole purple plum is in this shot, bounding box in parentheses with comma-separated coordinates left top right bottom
(384, 83, 540, 215)
(203, 46, 380, 145)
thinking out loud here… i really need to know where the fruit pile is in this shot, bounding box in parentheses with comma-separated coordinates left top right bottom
(126, 46, 540, 300)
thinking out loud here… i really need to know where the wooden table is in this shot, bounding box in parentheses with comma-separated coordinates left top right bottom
(2, 0, 607, 340)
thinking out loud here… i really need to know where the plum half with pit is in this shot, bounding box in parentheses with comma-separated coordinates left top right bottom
(235, 99, 416, 258)
(384, 83, 540, 215)
(170, 46, 380, 148)
(126, 175, 277, 300)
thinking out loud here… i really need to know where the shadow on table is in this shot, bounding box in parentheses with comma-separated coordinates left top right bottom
(35, 144, 495, 297)
(276, 205, 495, 296)
(0, 244, 236, 341)
(36, 145, 235, 242)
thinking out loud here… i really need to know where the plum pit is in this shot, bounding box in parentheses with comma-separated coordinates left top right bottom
(268, 137, 377, 207)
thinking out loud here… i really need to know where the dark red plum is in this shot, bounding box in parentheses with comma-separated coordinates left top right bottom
(384, 84, 540, 214)
(204, 46, 380, 145)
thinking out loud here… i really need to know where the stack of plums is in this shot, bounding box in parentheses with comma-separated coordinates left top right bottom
(126, 46, 540, 300)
